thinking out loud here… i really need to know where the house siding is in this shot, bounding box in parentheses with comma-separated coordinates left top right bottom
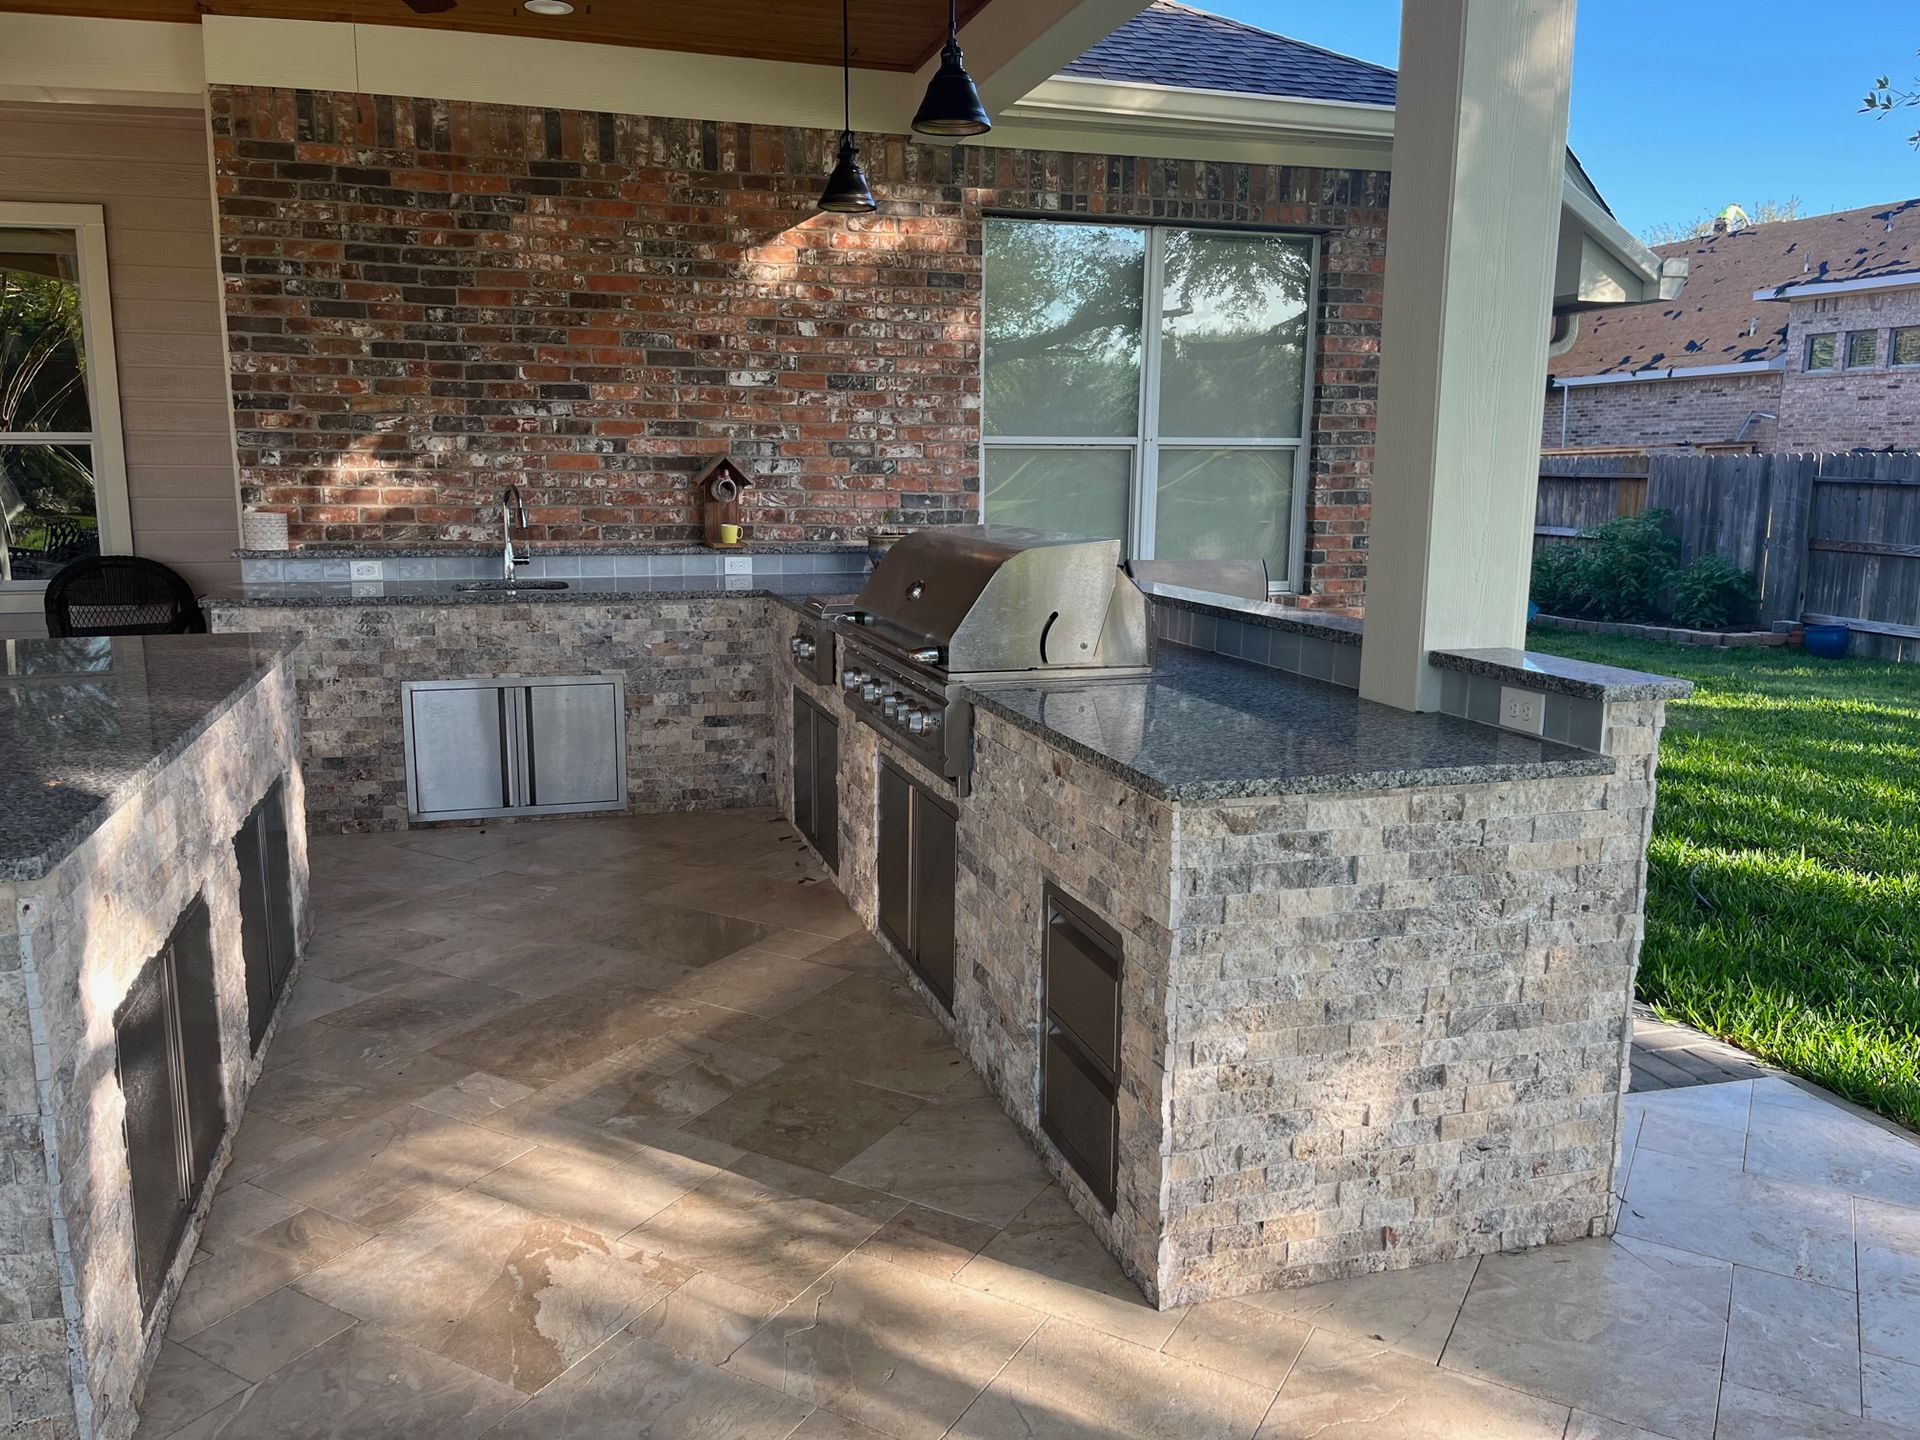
(208, 86, 1386, 607)
(0, 102, 242, 638)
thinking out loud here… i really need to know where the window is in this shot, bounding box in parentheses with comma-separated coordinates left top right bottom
(1, 204, 127, 602)
(982, 219, 1315, 591)
(1805, 333, 1838, 372)
(1844, 330, 1878, 369)
(1894, 328, 1920, 368)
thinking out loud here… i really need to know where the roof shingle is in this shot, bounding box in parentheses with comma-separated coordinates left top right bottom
(1058, 0, 1398, 107)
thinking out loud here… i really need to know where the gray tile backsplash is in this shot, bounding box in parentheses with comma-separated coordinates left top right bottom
(244, 551, 849, 585)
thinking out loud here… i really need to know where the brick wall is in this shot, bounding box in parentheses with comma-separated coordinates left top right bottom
(1540, 370, 1783, 451)
(210, 86, 1385, 605)
(1777, 287, 1920, 451)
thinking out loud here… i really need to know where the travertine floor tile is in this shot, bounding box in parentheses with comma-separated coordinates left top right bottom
(167, 1210, 369, 1340)
(549, 1044, 782, 1132)
(1441, 1237, 1729, 1440)
(953, 1187, 1186, 1350)
(627, 1271, 782, 1367)
(1862, 1353, 1920, 1429)
(1260, 1331, 1569, 1439)
(947, 1316, 1274, 1440)
(735, 983, 969, 1099)
(482, 1332, 810, 1439)
(684, 1067, 924, 1174)
(466, 1140, 718, 1242)
(1859, 1244, 1920, 1368)
(855, 1204, 1002, 1280)
(133, 1341, 248, 1440)
(1724, 1265, 1862, 1415)
(834, 1095, 1053, 1228)
(727, 1252, 1045, 1440)
(1237, 1254, 1480, 1363)
(1160, 1299, 1312, 1390)
(1744, 1094, 1920, 1210)
(1619, 1147, 1855, 1288)
(178, 1288, 356, 1383)
(195, 1183, 304, 1254)
(1714, 1381, 1918, 1440)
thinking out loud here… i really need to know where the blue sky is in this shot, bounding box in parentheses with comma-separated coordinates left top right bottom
(1204, 1, 1919, 237)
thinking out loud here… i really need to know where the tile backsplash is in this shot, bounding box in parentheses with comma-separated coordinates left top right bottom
(240, 551, 866, 584)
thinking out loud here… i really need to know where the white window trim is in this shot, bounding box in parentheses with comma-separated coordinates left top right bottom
(0, 201, 130, 613)
(981, 220, 1318, 595)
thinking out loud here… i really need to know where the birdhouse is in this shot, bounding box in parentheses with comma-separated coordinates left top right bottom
(694, 458, 753, 547)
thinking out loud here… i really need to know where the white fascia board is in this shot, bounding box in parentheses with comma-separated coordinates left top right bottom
(997, 75, 1394, 167)
(0, 15, 203, 107)
(1550, 357, 1786, 387)
(1753, 271, 1920, 302)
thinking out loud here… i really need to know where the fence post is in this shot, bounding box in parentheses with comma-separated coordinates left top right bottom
(1758, 454, 1815, 626)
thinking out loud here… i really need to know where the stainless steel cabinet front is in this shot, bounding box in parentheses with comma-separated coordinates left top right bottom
(527, 679, 624, 808)
(406, 683, 509, 818)
(403, 676, 626, 821)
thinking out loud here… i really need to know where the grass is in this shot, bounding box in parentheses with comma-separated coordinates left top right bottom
(1526, 629, 1920, 1131)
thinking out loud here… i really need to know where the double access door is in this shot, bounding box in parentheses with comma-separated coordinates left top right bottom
(116, 899, 225, 1316)
(876, 758, 957, 1009)
(402, 676, 626, 822)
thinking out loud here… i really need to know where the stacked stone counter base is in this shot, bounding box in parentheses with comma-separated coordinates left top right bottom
(0, 639, 308, 1439)
(773, 604, 1671, 1309)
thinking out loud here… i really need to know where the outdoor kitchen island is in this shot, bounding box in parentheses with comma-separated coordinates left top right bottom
(773, 546, 1691, 1311)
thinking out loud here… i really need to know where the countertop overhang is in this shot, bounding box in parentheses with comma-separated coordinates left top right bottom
(1, 634, 299, 883)
(204, 573, 867, 608)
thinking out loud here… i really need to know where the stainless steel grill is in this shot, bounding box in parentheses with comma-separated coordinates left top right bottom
(819, 526, 1153, 791)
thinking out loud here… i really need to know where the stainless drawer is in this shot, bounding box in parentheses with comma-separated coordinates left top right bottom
(1045, 909, 1119, 1077)
(1042, 1026, 1117, 1211)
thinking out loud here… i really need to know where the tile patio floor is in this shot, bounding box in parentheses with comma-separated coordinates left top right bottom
(136, 811, 1920, 1439)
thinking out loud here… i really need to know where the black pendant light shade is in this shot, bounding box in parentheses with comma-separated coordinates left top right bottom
(819, 0, 878, 214)
(912, 1, 991, 137)
(819, 132, 877, 212)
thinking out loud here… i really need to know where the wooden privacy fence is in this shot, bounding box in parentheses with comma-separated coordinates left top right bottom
(1535, 450, 1920, 657)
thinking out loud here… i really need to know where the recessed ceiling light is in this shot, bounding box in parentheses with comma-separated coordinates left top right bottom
(524, 0, 574, 14)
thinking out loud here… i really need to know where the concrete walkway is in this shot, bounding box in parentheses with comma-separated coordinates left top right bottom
(133, 813, 1920, 1439)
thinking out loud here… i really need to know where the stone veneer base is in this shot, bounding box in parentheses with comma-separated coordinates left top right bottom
(207, 597, 774, 831)
(0, 658, 308, 1439)
(773, 606, 1667, 1308)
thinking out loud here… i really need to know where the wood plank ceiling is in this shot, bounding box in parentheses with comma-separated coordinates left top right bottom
(0, 0, 994, 70)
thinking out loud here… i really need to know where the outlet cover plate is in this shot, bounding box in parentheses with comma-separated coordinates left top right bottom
(1499, 685, 1546, 736)
(349, 560, 382, 580)
(723, 555, 752, 575)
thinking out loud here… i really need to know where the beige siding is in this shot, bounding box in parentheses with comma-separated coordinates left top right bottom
(0, 101, 240, 602)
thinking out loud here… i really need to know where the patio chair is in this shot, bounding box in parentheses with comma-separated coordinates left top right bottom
(42, 555, 208, 637)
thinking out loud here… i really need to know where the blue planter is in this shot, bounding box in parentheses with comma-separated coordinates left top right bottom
(1802, 623, 1851, 660)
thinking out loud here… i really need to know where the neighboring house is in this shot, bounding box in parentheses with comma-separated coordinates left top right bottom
(1545, 198, 1920, 452)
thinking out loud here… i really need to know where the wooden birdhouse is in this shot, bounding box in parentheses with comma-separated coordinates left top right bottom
(694, 457, 753, 548)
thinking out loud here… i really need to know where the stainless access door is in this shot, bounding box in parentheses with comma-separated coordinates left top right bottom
(406, 683, 509, 818)
(526, 678, 625, 809)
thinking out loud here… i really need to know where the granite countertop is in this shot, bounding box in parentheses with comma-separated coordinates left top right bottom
(1, 634, 299, 884)
(1428, 647, 1695, 701)
(966, 645, 1616, 802)
(1136, 581, 1364, 644)
(205, 573, 870, 609)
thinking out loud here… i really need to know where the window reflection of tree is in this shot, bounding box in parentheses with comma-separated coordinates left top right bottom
(2, 246, 99, 583)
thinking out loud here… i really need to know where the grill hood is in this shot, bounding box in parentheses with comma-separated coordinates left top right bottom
(845, 525, 1153, 675)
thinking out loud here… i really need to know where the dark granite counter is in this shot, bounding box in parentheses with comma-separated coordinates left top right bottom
(966, 644, 1615, 802)
(205, 573, 869, 609)
(0, 634, 298, 883)
(1428, 647, 1695, 701)
(233, 543, 873, 558)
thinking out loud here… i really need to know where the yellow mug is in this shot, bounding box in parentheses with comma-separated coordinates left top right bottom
(719, 523, 742, 545)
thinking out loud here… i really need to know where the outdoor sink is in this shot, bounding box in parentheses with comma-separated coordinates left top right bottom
(453, 579, 570, 592)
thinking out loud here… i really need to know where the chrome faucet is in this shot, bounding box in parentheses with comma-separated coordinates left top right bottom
(501, 485, 530, 581)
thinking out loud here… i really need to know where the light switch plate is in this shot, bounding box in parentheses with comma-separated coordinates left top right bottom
(723, 555, 752, 575)
(349, 560, 382, 580)
(1498, 685, 1546, 736)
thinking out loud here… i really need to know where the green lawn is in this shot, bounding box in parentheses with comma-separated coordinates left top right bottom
(1526, 629, 1920, 1131)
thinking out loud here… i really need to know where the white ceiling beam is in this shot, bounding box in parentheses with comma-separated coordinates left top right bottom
(933, 0, 1152, 116)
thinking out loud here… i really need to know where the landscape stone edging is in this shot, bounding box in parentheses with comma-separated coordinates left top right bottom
(1530, 614, 1791, 648)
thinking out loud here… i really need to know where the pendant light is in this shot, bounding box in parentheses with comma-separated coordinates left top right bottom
(819, 0, 878, 213)
(912, 0, 991, 137)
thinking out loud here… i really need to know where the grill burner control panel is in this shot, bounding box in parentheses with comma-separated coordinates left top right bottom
(838, 638, 958, 781)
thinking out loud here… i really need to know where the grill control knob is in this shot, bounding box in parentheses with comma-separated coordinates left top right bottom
(907, 709, 928, 734)
(788, 636, 802, 655)
(923, 709, 942, 732)
(797, 639, 815, 659)
(841, 667, 867, 690)
(882, 692, 906, 718)
(862, 680, 882, 701)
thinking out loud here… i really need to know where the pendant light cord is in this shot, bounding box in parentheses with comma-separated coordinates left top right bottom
(842, 0, 852, 142)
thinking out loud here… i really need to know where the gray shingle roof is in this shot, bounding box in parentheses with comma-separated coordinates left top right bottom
(1058, 0, 1397, 106)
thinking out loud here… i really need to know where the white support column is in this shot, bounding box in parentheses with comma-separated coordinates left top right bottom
(1357, 0, 1576, 711)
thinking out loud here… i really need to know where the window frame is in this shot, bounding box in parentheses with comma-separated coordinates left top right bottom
(1804, 333, 1839, 373)
(1892, 327, 1920, 369)
(981, 217, 1319, 595)
(1842, 329, 1879, 370)
(0, 202, 131, 611)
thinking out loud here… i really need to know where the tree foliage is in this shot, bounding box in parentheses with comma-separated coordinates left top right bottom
(1, 262, 96, 579)
(1863, 54, 1920, 148)
(1638, 198, 1803, 248)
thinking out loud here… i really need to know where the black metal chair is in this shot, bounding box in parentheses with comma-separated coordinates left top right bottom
(43, 555, 208, 637)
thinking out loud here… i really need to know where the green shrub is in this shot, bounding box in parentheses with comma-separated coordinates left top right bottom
(1530, 510, 1679, 622)
(1671, 553, 1760, 629)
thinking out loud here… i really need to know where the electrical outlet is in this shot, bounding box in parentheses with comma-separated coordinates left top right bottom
(349, 560, 382, 581)
(351, 580, 383, 598)
(724, 574, 752, 591)
(723, 555, 752, 575)
(1498, 685, 1546, 736)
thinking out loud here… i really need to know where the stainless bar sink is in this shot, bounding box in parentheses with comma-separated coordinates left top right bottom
(453, 579, 571, 592)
